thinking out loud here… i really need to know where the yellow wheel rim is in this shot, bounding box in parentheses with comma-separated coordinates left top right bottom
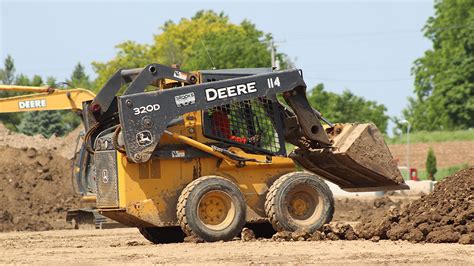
(198, 191, 235, 230)
(287, 185, 323, 226)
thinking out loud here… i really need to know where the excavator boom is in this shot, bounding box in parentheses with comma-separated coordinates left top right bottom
(0, 85, 95, 112)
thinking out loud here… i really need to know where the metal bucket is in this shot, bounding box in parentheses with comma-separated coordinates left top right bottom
(290, 123, 409, 192)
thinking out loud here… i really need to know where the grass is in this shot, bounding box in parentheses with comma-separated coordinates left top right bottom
(400, 163, 470, 181)
(387, 129, 474, 145)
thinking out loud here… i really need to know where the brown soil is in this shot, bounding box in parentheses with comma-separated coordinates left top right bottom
(346, 124, 404, 183)
(0, 146, 80, 231)
(356, 167, 474, 244)
(388, 141, 474, 169)
(0, 121, 472, 249)
(0, 228, 472, 264)
(255, 196, 410, 242)
(333, 196, 411, 223)
(0, 123, 82, 159)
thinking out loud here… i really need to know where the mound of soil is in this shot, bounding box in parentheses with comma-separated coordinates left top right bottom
(0, 124, 82, 159)
(333, 196, 410, 222)
(356, 167, 474, 244)
(0, 146, 80, 231)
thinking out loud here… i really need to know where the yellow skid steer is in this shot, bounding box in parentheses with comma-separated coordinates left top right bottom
(79, 64, 407, 242)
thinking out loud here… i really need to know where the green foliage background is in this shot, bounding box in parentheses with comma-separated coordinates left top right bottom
(307, 84, 389, 133)
(395, 0, 474, 133)
(92, 10, 290, 91)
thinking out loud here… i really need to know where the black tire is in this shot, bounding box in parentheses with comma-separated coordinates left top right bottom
(138, 226, 185, 244)
(265, 172, 334, 233)
(177, 176, 246, 242)
(72, 212, 96, 230)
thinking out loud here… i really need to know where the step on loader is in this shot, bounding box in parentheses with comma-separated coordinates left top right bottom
(82, 64, 408, 242)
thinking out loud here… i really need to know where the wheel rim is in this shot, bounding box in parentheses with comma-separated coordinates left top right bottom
(198, 191, 236, 231)
(286, 184, 323, 226)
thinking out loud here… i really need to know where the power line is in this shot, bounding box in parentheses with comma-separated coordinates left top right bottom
(304, 76, 411, 83)
(284, 23, 474, 39)
(199, 38, 216, 70)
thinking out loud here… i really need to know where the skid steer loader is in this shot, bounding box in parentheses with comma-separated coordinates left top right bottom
(82, 64, 407, 242)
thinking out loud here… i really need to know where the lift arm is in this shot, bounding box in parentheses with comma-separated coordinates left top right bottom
(90, 64, 197, 116)
(88, 64, 407, 191)
(114, 67, 329, 163)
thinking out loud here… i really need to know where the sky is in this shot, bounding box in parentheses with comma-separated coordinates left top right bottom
(0, 0, 434, 134)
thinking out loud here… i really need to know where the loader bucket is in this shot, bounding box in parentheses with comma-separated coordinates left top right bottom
(290, 123, 408, 192)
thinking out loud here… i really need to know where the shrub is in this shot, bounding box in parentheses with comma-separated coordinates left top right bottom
(426, 147, 437, 181)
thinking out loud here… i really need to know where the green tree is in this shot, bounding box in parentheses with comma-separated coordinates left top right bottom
(398, 0, 474, 132)
(92, 10, 286, 91)
(46, 76, 58, 88)
(68, 63, 92, 88)
(31, 75, 43, 86)
(14, 74, 31, 86)
(426, 147, 437, 181)
(0, 55, 15, 85)
(0, 56, 23, 130)
(307, 84, 389, 133)
(53, 73, 83, 131)
(17, 111, 68, 138)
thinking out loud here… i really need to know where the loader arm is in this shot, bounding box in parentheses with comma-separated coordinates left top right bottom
(0, 85, 96, 113)
(115, 68, 329, 163)
(90, 64, 197, 116)
(89, 64, 407, 192)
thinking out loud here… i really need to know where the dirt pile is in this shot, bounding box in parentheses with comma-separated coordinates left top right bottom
(243, 168, 472, 244)
(270, 224, 359, 242)
(0, 146, 80, 232)
(356, 167, 474, 244)
(0, 124, 82, 159)
(333, 196, 410, 222)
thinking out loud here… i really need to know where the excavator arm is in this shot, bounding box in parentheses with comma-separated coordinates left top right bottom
(0, 85, 96, 113)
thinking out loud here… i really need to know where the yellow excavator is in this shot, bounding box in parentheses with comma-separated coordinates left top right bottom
(0, 85, 109, 228)
(0, 85, 94, 113)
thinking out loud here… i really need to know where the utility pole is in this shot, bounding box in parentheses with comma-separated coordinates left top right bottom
(270, 39, 276, 69)
(261, 39, 285, 70)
